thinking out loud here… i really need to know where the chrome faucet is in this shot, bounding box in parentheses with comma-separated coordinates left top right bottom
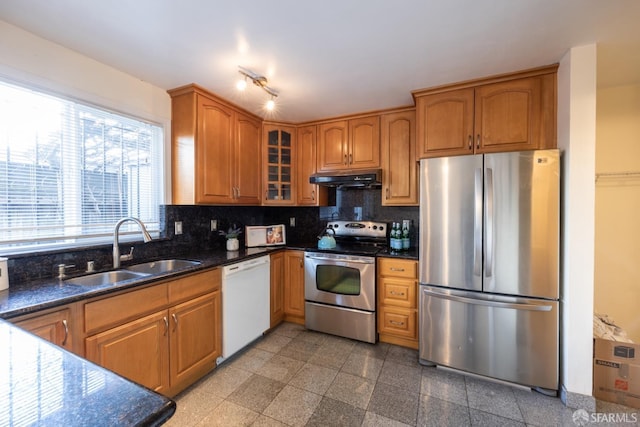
(113, 217, 152, 269)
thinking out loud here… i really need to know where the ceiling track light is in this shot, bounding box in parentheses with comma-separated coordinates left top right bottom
(237, 66, 279, 109)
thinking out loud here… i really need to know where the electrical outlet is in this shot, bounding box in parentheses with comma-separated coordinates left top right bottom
(290, 217, 296, 227)
(210, 219, 217, 231)
(175, 221, 183, 235)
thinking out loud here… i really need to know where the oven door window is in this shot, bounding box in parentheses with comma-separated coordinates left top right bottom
(315, 265, 361, 295)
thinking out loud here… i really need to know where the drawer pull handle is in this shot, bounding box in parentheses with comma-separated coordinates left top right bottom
(389, 320, 405, 326)
(390, 291, 405, 296)
(390, 268, 405, 272)
(62, 319, 69, 346)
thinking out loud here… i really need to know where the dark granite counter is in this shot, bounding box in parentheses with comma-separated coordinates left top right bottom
(377, 247, 419, 260)
(0, 319, 175, 426)
(0, 247, 277, 319)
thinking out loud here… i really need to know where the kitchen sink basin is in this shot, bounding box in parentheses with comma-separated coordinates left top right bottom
(125, 259, 202, 275)
(65, 270, 151, 287)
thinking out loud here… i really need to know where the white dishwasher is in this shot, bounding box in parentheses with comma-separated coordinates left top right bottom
(219, 255, 270, 363)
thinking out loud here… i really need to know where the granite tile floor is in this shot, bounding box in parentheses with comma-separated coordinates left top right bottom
(165, 322, 639, 427)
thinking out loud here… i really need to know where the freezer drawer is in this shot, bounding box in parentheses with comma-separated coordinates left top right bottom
(419, 285, 558, 391)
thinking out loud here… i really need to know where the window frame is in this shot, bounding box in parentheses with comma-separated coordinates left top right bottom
(0, 78, 166, 256)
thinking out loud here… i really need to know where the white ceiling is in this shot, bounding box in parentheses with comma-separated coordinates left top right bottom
(0, 0, 639, 122)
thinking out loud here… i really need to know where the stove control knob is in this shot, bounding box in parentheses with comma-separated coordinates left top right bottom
(372, 225, 378, 230)
(379, 226, 384, 232)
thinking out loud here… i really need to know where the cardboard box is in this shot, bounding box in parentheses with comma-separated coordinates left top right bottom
(593, 338, 640, 409)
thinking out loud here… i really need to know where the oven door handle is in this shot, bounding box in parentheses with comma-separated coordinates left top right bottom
(305, 255, 375, 264)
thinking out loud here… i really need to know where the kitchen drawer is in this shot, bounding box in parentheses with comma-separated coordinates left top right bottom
(378, 258, 417, 279)
(379, 277, 416, 309)
(85, 283, 168, 334)
(378, 306, 417, 340)
(168, 268, 220, 304)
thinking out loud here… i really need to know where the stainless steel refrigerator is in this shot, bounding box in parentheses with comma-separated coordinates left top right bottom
(419, 149, 559, 394)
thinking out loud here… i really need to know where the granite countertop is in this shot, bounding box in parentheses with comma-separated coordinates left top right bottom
(0, 319, 175, 426)
(0, 243, 417, 426)
(0, 244, 417, 320)
(0, 247, 279, 427)
(0, 246, 278, 319)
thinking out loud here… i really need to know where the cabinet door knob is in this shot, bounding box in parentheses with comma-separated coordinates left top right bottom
(349, 153, 353, 164)
(172, 313, 178, 330)
(344, 154, 348, 165)
(386, 188, 389, 199)
(311, 190, 315, 201)
(163, 316, 169, 336)
(265, 190, 268, 200)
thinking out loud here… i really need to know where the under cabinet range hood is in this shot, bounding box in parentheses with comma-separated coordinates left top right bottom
(309, 169, 382, 188)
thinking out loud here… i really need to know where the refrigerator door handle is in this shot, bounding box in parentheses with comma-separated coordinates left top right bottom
(421, 288, 553, 312)
(473, 167, 483, 276)
(484, 167, 494, 277)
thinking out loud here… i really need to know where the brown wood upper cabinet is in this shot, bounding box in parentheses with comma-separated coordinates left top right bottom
(262, 124, 296, 205)
(317, 115, 380, 172)
(381, 109, 418, 206)
(414, 66, 557, 158)
(168, 84, 262, 205)
(296, 125, 328, 206)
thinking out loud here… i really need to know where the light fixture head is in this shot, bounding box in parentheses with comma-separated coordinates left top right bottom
(237, 66, 279, 100)
(236, 77, 247, 91)
(265, 97, 276, 111)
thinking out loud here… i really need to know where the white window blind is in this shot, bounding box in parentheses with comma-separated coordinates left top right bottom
(0, 80, 163, 252)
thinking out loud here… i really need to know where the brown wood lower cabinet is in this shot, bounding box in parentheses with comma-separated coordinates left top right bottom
(270, 251, 285, 327)
(284, 250, 305, 325)
(84, 268, 221, 397)
(85, 310, 170, 394)
(377, 257, 419, 349)
(13, 305, 79, 354)
(168, 291, 220, 395)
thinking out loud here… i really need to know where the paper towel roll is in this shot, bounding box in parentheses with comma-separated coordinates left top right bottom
(0, 257, 8, 291)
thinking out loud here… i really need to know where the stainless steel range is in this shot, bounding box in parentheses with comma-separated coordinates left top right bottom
(304, 220, 387, 343)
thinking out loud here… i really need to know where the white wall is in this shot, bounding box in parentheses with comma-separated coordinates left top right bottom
(0, 20, 173, 201)
(557, 44, 597, 402)
(594, 83, 640, 342)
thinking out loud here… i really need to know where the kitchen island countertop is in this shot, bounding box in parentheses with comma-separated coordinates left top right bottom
(0, 318, 175, 426)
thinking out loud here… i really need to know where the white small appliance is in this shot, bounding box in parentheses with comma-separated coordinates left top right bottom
(245, 224, 286, 247)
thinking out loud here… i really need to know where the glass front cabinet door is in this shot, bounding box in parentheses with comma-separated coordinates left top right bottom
(263, 125, 296, 205)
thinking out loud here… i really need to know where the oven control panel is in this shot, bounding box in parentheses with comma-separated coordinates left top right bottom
(326, 221, 387, 238)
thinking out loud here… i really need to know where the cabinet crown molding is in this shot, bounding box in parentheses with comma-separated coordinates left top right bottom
(412, 64, 559, 99)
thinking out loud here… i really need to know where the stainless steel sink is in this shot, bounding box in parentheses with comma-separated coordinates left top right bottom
(125, 259, 202, 275)
(65, 270, 151, 287)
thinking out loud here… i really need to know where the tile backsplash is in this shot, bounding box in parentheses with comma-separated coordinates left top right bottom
(6, 188, 419, 285)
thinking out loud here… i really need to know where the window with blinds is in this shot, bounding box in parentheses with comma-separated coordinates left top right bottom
(0, 80, 163, 252)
